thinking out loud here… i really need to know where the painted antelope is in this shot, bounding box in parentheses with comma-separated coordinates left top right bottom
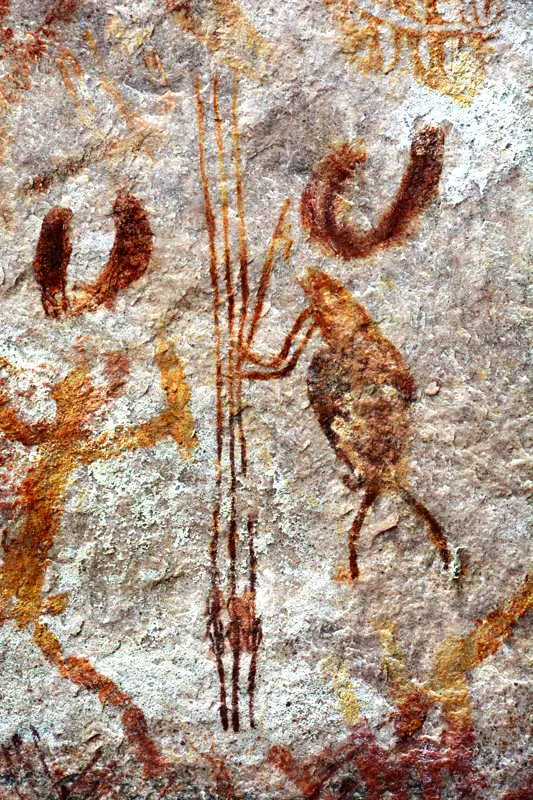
(242, 126, 452, 580)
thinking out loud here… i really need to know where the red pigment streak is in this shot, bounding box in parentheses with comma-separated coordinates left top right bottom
(35, 624, 168, 779)
(301, 127, 445, 260)
(32, 190, 153, 318)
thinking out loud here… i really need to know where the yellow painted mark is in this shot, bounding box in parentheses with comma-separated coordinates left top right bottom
(322, 655, 361, 724)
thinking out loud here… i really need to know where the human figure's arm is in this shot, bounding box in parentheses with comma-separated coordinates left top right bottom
(79, 340, 197, 463)
(0, 375, 51, 446)
(242, 315, 316, 381)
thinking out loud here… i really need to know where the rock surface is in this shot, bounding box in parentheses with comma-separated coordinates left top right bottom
(0, 1, 530, 798)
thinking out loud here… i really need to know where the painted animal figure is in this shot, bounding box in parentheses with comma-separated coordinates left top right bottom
(304, 267, 450, 578)
(243, 125, 451, 580)
(245, 268, 451, 579)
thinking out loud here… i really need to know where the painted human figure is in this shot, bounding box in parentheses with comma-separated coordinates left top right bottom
(0, 190, 196, 777)
(0, 340, 196, 775)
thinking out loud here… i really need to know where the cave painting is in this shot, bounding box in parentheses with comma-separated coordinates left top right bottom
(0, 195, 196, 778)
(0, 339, 196, 776)
(269, 573, 532, 798)
(33, 189, 153, 318)
(166, 0, 276, 81)
(195, 74, 273, 732)
(241, 125, 451, 581)
(324, 0, 500, 104)
(194, 74, 457, 732)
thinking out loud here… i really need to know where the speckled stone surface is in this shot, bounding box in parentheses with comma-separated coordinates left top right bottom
(0, 2, 530, 798)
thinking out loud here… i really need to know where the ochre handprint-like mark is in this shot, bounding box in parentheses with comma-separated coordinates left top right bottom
(0, 341, 196, 776)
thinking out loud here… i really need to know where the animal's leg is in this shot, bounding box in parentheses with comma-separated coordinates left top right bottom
(244, 307, 312, 369)
(243, 322, 316, 381)
(399, 487, 451, 570)
(349, 487, 379, 580)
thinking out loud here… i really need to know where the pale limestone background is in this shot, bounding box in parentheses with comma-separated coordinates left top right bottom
(0, 1, 531, 797)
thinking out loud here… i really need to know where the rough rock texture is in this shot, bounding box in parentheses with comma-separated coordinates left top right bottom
(0, 1, 530, 798)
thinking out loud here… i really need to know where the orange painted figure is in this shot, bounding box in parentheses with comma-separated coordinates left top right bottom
(0, 340, 196, 775)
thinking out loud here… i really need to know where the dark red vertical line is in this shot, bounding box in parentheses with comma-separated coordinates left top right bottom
(231, 75, 249, 477)
(247, 511, 257, 594)
(213, 75, 239, 600)
(215, 79, 242, 732)
(230, 620, 241, 733)
(247, 510, 260, 728)
(194, 76, 229, 731)
(213, 76, 241, 731)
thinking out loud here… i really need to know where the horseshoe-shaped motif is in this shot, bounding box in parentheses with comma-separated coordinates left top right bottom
(301, 126, 445, 259)
(32, 189, 153, 317)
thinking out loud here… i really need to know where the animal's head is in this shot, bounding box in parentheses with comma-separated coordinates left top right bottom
(298, 267, 372, 347)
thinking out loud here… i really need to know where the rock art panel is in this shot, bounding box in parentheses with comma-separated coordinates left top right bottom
(0, 1, 530, 798)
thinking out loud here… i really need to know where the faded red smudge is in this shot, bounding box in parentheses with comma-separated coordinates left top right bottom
(45, 0, 79, 26)
(102, 350, 131, 398)
(202, 752, 236, 800)
(35, 624, 169, 779)
(32, 190, 153, 317)
(0, 0, 80, 166)
(502, 783, 533, 800)
(301, 127, 445, 259)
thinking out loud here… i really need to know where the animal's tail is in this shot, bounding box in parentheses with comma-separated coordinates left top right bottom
(399, 487, 451, 570)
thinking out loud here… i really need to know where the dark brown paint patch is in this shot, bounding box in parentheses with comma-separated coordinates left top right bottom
(32, 190, 153, 318)
(32, 206, 73, 318)
(73, 190, 153, 313)
(301, 127, 445, 260)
